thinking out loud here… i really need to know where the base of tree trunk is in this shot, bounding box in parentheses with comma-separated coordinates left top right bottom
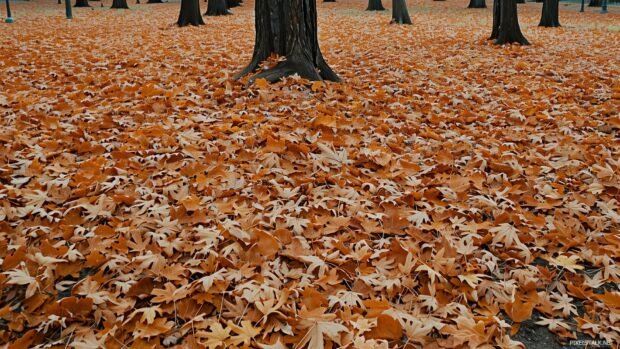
(206, 0, 231, 15)
(236, 0, 339, 83)
(539, 0, 560, 26)
(367, 0, 386, 10)
(111, 0, 129, 8)
(468, 0, 486, 8)
(178, 0, 205, 26)
(391, 0, 412, 24)
(495, 0, 529, 45)
(74, 0, 90, 7)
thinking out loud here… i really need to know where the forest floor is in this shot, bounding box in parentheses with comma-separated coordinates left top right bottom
(0, 0, 619, 348)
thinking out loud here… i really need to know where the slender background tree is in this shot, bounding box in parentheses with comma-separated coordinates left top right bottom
(65, 0, 73, 18)
(4, 0, 13, 23)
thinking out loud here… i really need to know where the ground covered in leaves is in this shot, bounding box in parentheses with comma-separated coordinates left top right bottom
(0, 0, 619, 348)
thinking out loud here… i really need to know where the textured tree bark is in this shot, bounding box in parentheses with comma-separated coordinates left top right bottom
(74, 0, 90, 7)
(539, 0, 560, 27)
(495, 0, 529, 45)
(391, 0, 412, 24)
(206, 0, 230, 15)
(65, 0, 73, 18)
(367, 0, 385, 10)
(490, 0, 500, 40)
(468, 0, 486, 8)
(111, 0, 129, 8)
(178, 0, 205, 26)
(227, 0, 241, 7)
(235, 0, 339, 83)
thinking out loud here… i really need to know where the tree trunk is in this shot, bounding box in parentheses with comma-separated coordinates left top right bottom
(235, 0, 339, 83)
(468, 0, 486, 7)
(206, 0, 230, 15)
(6, 0, 13, 19)
(539, 0, 560, 27)
(391, 0, 412, 24)
(227, 0, 241, 7)
(495, 0, 529, 45)
(111, 0, 129, 8)
(74, 0, 90, 7)
(178, 0, 205, 26)
(367, 0, 385, 10)
(65, 0, 73, 18)
(490, 0, 500, 39)
(588, 0, 600, 6)
(147, 0, 163, 3)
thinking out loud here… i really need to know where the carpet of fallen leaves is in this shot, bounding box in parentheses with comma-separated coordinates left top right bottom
(0, 0, 619, 348)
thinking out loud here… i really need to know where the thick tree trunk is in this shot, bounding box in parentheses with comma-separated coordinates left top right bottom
(539, 0, 560, 27)
(235, 0, 339, 83)
(490, 0, 500, 39)
(367, 0, 385, 10)
(588, 0, 600, 6)
(178, 0, 205, 26)
(468, 0, 486, 7)
(74, 0, 90, 7)
(495, 0, 529, 45)
(391, 0, 412, 24)
(227, 0, 241, 7)
(206, 0, 230, 15)
(111, 0, 129, 8)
